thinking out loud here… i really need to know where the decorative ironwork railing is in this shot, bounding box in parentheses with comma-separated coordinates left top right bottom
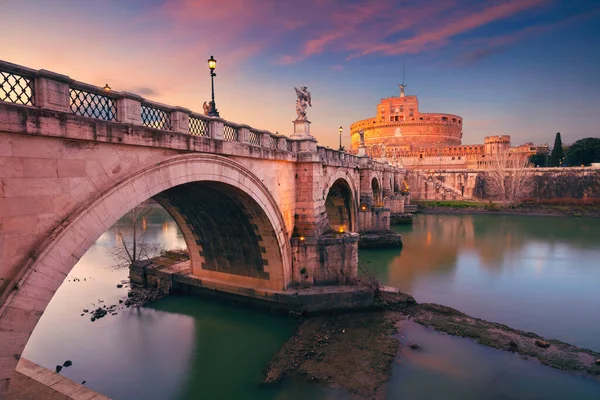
(263, 135, 276, 149)
(223, 124, 238, 141)
(69, 88, 117, 121)
(190, 116, 210, 137)
(141, 104, 171, 130)
(248, 130, 260, 145)
(0, 70, 34, 105)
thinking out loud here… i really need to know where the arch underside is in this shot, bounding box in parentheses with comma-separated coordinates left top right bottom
(154, 182, 277, 280)
(324, 178, 355, 233)
(372, 177, 382, 205)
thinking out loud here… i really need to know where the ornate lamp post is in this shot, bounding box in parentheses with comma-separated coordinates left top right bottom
(207, 55, 219, 117)
(338, 126, 343, 151)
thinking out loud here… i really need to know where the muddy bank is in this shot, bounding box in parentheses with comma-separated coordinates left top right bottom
(264, 310, 401, 400)
(263, 291, 600, 399)
(404, 302, 600, 379)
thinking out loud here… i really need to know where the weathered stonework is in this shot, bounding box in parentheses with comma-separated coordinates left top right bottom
(0, 60, 408, 395)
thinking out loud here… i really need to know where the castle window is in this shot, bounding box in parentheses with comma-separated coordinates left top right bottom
(452, 157, 455, 160)
(420, 117, 423, 120)
(458, 157, 461, 160)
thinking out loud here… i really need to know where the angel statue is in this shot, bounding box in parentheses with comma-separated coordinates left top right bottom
(203, 101, 210, 115)
(358, 129, 365, 146)
(294, 86, 312, 121)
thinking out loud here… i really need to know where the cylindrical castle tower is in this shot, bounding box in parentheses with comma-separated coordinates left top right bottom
(349, 88, 463, 153)
(484, 135, 511, 154)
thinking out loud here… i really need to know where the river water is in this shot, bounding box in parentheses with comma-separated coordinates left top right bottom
(22, 209, 600, 399)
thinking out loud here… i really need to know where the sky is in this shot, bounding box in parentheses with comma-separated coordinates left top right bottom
(1, 0, 599, 149)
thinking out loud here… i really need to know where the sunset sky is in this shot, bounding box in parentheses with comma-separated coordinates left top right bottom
(1, 0, 599, 149)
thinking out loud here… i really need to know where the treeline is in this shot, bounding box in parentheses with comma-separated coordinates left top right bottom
(529, 133, 600, 167)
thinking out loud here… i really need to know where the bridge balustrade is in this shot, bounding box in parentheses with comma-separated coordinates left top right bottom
(0, 59, 403, 167)
(223, 123, 239, 141)
(69, 83, 118, 121)
(189, 113, 211, 137)
(0, 63, 34, 106)
(141, 101, 172, 130)
(248, 129, 261, 145)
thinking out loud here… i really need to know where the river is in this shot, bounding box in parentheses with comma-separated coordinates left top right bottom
(22, 209, 600, 399)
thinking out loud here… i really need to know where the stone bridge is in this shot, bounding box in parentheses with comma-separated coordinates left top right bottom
(0, 60, 407, 394)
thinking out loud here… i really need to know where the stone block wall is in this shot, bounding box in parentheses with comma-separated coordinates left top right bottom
(290, 234, 359, 286)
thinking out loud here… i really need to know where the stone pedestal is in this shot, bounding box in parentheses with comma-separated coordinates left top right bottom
(291, 119, 312, 139)
(357, 145, 367, 157)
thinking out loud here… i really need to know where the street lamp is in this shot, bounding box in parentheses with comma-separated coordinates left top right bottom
(338, 126, 343, 151)
(207, 55, 219, 117)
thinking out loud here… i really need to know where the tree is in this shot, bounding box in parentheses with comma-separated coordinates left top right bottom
(485, 152, 534, 205)
(528, 153, 548, 167)
(566, 137, 600, 166)
(549, 132, 564, 167)
(108, 204, 162, 268)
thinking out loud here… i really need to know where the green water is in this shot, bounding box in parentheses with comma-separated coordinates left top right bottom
(361, 214, 600, 351)
(23, 209, 600, 399)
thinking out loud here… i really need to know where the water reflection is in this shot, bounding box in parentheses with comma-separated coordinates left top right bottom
(23, 208, 600, 399)
(390, 321, 600, 400)
(361, 214, 600, 350)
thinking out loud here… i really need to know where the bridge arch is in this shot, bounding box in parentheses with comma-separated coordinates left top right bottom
(1, 154, 291, 374)
(324, 172, 358, 233)
(371, 176, 382, 206)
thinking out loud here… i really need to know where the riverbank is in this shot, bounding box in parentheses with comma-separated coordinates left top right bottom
(263, 290, 600, 399)
(415, 200, 600, 217)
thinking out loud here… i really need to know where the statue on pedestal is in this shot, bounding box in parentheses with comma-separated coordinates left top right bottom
(359, 129, 365, 147)
(294, 86, 312, 121)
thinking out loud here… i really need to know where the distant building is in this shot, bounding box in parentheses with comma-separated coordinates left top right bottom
(349, 85, 548, 169)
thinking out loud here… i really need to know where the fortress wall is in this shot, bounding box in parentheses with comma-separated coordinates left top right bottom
(407, 168, 600, 201)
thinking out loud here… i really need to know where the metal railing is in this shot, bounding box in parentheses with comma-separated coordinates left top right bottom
(263, 134, 276, 149)
(248, 130, 260, 145)
(0, 70, 34, 106)
(69, 87, 117, 121)
(189, 115, 210, 137)
(223, 124, 238, 141)
(0, 61, 313, 155)
(141, 104, 172, 130)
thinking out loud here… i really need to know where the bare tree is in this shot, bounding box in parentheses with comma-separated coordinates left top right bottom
(108, 204, 163, 268)
(485, 152, 534, 205)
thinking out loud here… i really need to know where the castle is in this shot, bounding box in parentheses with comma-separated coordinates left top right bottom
(349, 84, 547, 169)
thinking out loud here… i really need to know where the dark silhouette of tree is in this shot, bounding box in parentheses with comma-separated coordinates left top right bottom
(566, 137, 600, 166)
(549, 132, 564, 167)
(528, 153, 549, 167)
(108, 204, 162, 268)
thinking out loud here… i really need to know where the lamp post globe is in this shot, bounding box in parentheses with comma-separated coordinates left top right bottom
(338, 126, 343, 151)
(207, 55, 219, 117)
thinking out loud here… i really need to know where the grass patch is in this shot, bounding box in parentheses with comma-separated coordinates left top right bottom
(416, 200, 488, 209)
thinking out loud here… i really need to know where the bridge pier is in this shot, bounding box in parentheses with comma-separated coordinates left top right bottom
(290, 233, 359, 286)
